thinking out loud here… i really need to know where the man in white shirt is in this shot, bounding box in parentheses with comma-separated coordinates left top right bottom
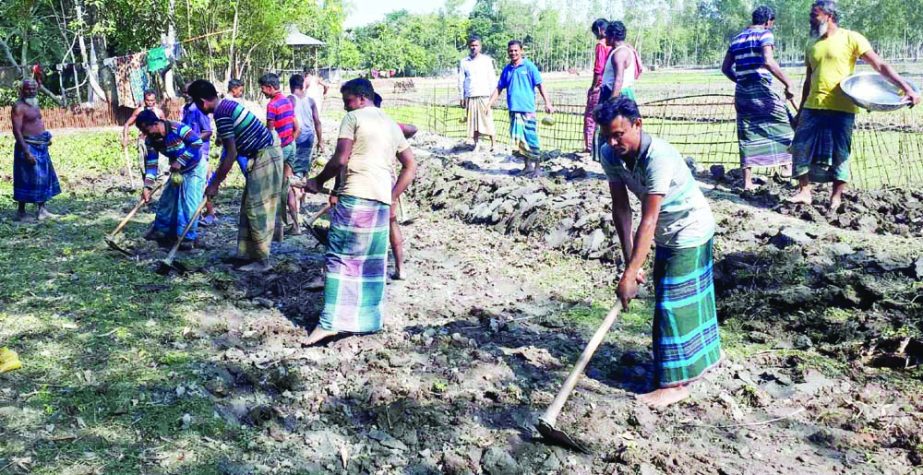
(458, 35, 498, 152)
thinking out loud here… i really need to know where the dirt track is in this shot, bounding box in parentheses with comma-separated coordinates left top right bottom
(89, 122, 923, 474)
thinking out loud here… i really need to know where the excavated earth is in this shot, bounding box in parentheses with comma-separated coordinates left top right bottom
(82, 125, 923, 473)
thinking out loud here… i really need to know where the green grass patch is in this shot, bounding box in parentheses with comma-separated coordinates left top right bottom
(0, 131, 242, 473)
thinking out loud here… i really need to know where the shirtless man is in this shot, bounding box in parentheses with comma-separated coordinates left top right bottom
(122, 90, 165, 145)
(11, 80, 61, 221)
(122, 90, 166, 175)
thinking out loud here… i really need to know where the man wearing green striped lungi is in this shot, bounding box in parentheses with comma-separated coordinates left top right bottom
(596, 96, 721, 408)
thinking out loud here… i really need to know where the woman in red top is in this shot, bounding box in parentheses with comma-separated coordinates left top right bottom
(584, 18, 610, 158)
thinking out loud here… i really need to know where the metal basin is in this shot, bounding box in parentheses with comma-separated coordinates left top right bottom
(841, 72, 918, 112)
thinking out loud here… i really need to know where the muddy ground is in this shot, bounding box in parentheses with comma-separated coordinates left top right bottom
(7, 122, 923, 474)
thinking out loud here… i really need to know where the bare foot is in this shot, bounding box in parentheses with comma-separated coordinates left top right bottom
(304, 327, 339, 346)
(778, 164, 792, 179)
(829, 196, 842, 213)
(785, 190, 812, 205)
(528, 166, 543, 179)
(306, 275, 325, 291)
(36, 207, 59, 221)
(636, 386, 691, 408)
(237, 259, 272, 272)
(14, 211, 30, 222)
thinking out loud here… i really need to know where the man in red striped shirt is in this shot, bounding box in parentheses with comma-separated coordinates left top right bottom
(260, 73, 301, 237)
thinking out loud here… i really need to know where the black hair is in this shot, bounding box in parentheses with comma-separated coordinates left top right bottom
(373, 93, 383, 108)
(605, 21, 627, 41)
(135, 109, 161, 128)
(752, 6, 775, 25)
(468, 34, 482, 44)
(340, 78, 375, 100)
(507, 40, 523, 49)
(227, 78, 244, 90)
(591, 18, 608, 38)
(594, 96, 642, 125)
(258, 73, 280, 89)
(143, 89, 156, 98)
(289, 74, 305, 91)
(188, 79, 219, 102)
(812, 0, 839, 23)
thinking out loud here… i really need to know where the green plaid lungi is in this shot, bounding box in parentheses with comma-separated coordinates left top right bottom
(320, 195, 390, 333)
(237, 145, 283, 260)
(791, 108, 856, 183)
(509, 112, 541, 160)
(653, 238, 721, 387)
(735, 80, 794, 168)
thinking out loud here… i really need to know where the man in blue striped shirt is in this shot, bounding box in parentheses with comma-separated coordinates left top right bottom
(189, 79, 284, 272)
(722, 6, 796, 190)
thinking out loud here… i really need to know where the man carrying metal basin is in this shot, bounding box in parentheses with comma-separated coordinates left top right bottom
(788, 0, 920, 213)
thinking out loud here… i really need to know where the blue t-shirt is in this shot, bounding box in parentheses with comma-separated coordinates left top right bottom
(497, 59, 543, 113)
(181, 103, 212, 154)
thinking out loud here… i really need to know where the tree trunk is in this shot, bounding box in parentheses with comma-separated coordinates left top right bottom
(225, 1, 239, 84)
(0, 38, 65, 105)
(163, 0, 177, 98)
(75, 0, 108, 102)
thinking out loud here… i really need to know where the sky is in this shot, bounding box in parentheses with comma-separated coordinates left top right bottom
(344, 0, 477, 28)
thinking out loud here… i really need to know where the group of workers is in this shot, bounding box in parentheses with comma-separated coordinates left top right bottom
(721, 1, 919, 209)
(8, 0, 921, 407)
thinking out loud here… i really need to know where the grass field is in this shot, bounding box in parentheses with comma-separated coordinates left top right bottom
(0, 132, 250, 473)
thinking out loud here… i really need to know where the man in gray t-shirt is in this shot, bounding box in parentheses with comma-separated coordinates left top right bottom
(596, 96, 721, 409)
(600, 134, 715, 249)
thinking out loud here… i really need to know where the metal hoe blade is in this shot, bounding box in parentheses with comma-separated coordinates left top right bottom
(536, 419, 590, 454)
(104, 236, 134, 257)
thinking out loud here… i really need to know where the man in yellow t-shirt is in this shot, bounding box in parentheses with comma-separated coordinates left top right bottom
(788, 0, 919, 212)
(300, 78, 417, 347)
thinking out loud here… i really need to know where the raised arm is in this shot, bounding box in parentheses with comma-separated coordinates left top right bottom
(537, 83, 554, 114)
(861, 50, 921, 106)
(308, 138, 354, 192)
(123, 106, 143, 144)
(617, 193, 662, 308)
(610, 48, 629, 99)
(609, 180, 633, 264)
(762, 45, 794, 99)
(392, 148, 417, 202)
(721, 50, 736, 83)
(205, 138, 238, 197)
(311, 101, 323, 153)
(799, 62, 812, 111)
(488, 87, 502, 108)
(458, 60, 466, 105)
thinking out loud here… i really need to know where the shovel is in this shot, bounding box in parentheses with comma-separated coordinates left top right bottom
(397, 195, 418, 225)
(306, 203, 332, 246)
(535, 304, 622, 453)
(155, 197, 208, 275)
(787, 98, 799, 128)
(105, 178, 167, 256)
(122, 143, 138, 188)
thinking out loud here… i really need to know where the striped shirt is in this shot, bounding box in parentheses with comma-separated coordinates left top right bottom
(214, 99, 273, 156)
(144, 121, 203, 186)
(728, 27, 774, 82)
(266, 92, 296, 147)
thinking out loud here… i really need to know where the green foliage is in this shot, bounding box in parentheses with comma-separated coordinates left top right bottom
(0, 87, 60, 108)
